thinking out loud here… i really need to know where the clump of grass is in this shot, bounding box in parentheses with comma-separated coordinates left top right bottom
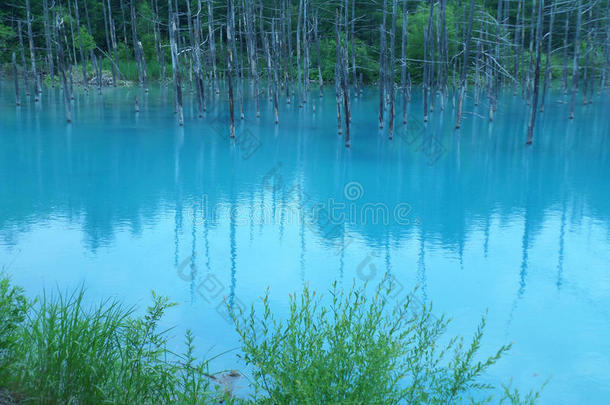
(0, 274, 231, 404)
(233, 277, 544, 404)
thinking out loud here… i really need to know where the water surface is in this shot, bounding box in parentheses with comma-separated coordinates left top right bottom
(1, 81, 609, 403)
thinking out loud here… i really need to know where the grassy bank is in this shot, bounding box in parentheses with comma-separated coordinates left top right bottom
(0, 274, 543, 404)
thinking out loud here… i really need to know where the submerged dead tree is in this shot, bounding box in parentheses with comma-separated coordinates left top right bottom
(17, 21, 28, 96)
(540, 0, 557, 112)
(55, 16, 72, 123)
(569, 0, 582, 120)
(456, 0, 475, 129)
(130, 0, 148, 91)
(169, 12, 183, 126)
(379, 0, 387, 129)
(192, 0, 206, 117)
(12, 53, 20, 106)
(526, 0, 544, 145)
(42, 0, 54, 86)
(388, 0, 397, 139)
(227, 0, 236, 137)
(25, 0, 40, 101)
(401, 0, 408, 124)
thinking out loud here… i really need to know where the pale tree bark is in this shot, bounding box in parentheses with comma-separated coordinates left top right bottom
(540, 0, 556, 112)
(43, 0, 55, 86)
(227, 0, 236, 137)
(25, 0, 40, 101)
(562, 10, 570, 94)
(13, 52, 20, 106)
(388, 0, 397, 138)
(400, 0, 408, 124)
(207, 0, 219, 94)
(297, 0, 303, 107)
(314, 13, 323, 99)
(569, 0, 582, 120)
(55, 16, 72, 123)
(170, 12, 184, 126)
(74, 0, 87, 88)
(455, 0, 475, 129)
(379, 0, 387, 129)
(335, 10, 343, 135)
(17, 21, 29, 96)
(526, 0, 544, 145)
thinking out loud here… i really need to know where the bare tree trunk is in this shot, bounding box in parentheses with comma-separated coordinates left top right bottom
(351, 0, 357, 96)
(119, 1, 128, 45)
(540, 1, 556, 112)
(74, 0, 87, 88)
(56, 16, 72, 123)
(227, 0, 236, 137)
(130, 0, 146, 88)
(388, 0, 397, 138)
(562, 11, 570, 94)
(271, 21, 280, 124)
(151, 0, 166, 83)
(207, 0, 219, 94)
(12, 53, 20, 106)
(17, 21, 29, 96)
(379, 0, 387, 129)
(25, 0, 40, 101)
(335, 10, 343, 135)
(170, 12, 184, 126)
(456, 0, 475, 129)
(303, 0, 310, 104)
(526, 0, 544, 145)
(92, 52, 102, 95)
(569, 0, 582, 120)
(423, 0, 434, 122)
(43, 0, 55, 87)
(401, 0, 408, 124)
(314, 13, 324, 99)
(296, 0, 303, 107)
(106, 0, 120, 86)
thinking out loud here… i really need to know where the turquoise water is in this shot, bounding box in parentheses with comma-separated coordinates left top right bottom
(1, 80, 609, 403)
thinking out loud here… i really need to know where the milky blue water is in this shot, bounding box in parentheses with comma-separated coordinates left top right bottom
(1, 80, 609, 403)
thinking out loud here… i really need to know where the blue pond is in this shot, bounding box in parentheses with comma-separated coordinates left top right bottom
(1, 81, 609, 403)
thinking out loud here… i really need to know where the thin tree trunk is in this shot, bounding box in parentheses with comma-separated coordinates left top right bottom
(227, 0, 236, 137)
(388, 0, 397, 138)
(314, 13, 324, 99)
(56, 16, 72, 123)
(455, 0, 475, 129)
(540, 1, 556, 112)
(569, 0, 582, 120)
(296, 0, 303, 107)
(401, 0, 408, 124)
(74, 0, 87, 88)
(13, 53, 20, 106)
(170, 12, 184, 126)
(43, 0, 55, 87)
(562, 10, 570, 94)
(17, 21, 29, 96)
(25, 0, 40, 101)
(526, 0, 544, 145)
(207, 0, 219, 93)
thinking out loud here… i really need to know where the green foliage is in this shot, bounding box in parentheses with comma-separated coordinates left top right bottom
(0, 275, 226, 404)
(0, 273, 545, 405)
(79, 26, 96, 52)
(0, 274, 29, 380)
(234, 277, 544, 404)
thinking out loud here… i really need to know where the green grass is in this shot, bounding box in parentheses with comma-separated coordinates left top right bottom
(0, 273, 544, 404)
(0, 275, 232, 404)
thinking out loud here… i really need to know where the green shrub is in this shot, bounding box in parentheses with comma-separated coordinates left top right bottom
(0, 274, 29, 381)
(0, 274, 229, 404)
(234, 277, 543, 404)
